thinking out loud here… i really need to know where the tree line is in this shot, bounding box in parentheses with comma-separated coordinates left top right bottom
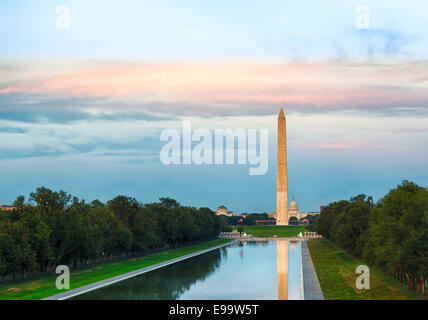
(314, 181, 428, 296)
(221, 213, 318, 226)
(219, 213, 275, 227)
(0, 187, 223, 280)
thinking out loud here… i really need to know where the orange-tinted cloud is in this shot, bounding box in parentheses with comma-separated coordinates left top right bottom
(1, 60, 428, 110)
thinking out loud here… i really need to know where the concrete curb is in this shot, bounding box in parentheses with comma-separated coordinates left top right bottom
(42, 240, 236, 300)
(299, 241, 305, 300)
(301, 240, 324, 300)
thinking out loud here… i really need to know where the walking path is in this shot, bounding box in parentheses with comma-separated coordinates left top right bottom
(301, 240, 324, 300)
(43, 240, 235, 300)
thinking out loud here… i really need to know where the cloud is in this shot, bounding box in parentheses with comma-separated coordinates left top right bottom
(0, 93, 177, 124)
(295, 143, 411, 151)
(0, 126, 26, 133)
(0, 58, 427, 163)
(362, 29, 419, 57)
(1, 59, 428, 118)
(334, 28, 421, 59)
(0, 116, 164, 160)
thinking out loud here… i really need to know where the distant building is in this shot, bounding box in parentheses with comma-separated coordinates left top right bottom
(269, 198, 322, 221)
(216, 205, 235, 217)
(267, 212, 277, 219)
(288, 198, 299, 219)
(0, 205, 16, 211)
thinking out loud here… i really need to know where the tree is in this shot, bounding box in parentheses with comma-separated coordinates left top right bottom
(0, 188, 223, 281)
(30, 187, 71, 215)
(315, 181, 428, 296)
(289, 217, 298, 225)
(314, 200, 349, 239)
(159, 198, 180, 209)
(362, 181, 428, 292)
(129, 207, 160, 252)
(0, 221, 37, 279)
(107, 196, 140, 226)
(19, 208, 52, 272)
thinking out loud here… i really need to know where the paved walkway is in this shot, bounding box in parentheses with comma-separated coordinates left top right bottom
(301, 240, 325, 300)
(43, 240, 235, 300)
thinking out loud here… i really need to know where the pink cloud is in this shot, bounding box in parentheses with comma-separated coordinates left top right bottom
(1, 60, 428, 111)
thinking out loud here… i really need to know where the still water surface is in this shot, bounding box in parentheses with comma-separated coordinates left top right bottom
(72, 240, 302, 300)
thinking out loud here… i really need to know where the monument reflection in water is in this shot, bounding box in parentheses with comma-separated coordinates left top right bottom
(277, 240, 289, 300)
(276, 240, 303, 300)
(71, 240, 303, 300)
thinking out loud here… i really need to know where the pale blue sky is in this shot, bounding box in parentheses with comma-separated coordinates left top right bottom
(1, 0, 428, 59)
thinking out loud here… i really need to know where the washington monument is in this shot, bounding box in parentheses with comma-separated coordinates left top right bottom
(276, 108, 288, 225)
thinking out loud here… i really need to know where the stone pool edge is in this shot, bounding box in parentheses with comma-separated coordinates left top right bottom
(42, 240, 237, 300)
(301, 240, 324, 300)
(299, 241, 304, 300)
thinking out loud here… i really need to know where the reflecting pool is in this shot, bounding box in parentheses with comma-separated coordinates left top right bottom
(71, 240, 303, 300)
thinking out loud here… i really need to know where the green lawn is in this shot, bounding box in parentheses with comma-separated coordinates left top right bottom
(0, 238, 231, 300)
(308, 239, 427, 300)
(237, 225, 306, 237)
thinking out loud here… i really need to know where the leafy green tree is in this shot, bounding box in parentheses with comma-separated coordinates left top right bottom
(159, 198, 180, 209)
(362, 181, 428, 292)
(107, 195, 140, 226)
(315, 181, 428, 296)
(30, 187, 71, 215)
(129, 207, 160, 252)
(19, 207, 52, 272)
(315, 200, 349, 239)
(289, 217, 298, 225)
(0, 221, 37, 279)
(0, 188, 222, 281)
